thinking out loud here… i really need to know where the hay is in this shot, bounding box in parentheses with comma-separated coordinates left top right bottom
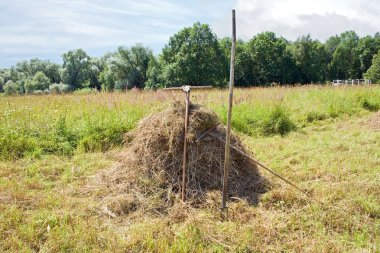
(87, 101, 268, 217)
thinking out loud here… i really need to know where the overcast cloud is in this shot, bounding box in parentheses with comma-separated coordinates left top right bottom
(214, 0, 380, 40)
(0, 0, 379, 67)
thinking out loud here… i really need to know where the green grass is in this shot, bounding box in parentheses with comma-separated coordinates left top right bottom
(0, 93, 152, 159)
(1, 86, 379, 159)
(0, 85, 379, 252)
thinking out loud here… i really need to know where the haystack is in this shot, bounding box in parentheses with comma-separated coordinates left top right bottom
(88, 101, 268, 216)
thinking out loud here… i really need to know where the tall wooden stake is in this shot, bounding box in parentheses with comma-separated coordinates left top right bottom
(181, 90, 190, 202)
(222, 10, 236, 210)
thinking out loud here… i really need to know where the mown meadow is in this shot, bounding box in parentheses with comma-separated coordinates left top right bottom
(0, 85, 379, 252)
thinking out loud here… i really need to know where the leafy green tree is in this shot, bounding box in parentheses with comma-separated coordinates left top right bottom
(62, 49, 91, 90)
(4, 68, 27, 86)
(99, 67, 115, 91)
(24, 71, 50, 93)
(109, 44, 152, 90)
(15, 58, 61, 83)
(145, 55, 164, 89)
(357, 36, 380, 75)
(220, 38, 259, 86)
(3, 80, 24, 95)
(291, 35, 328, 83)
(0, 69, 12, 84)
(15, 80, 26, 93)
(364, 49, 380, 83)
(161, 22, 226, 87)
(374, 32, 380, 49)
(325, 35, 341, 58)
(88, 54, 111, 90)
(242, 32, 296, 85)
(218, 38, 248, 86)
(328, 31, 361, 79)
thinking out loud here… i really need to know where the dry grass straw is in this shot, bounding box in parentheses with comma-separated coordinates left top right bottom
(365, 111, 380, 130)
(86, 101, 268, 218)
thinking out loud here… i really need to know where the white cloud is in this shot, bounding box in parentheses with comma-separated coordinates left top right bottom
(1, 0, 379, 67)
(213, 0, 380, 41)
(0, 0, 220, 66)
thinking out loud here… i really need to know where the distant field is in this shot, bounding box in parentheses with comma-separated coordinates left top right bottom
(0, 85, 379, 252)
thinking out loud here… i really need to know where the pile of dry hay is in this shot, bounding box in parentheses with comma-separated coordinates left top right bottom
(87, 102, 268, 217)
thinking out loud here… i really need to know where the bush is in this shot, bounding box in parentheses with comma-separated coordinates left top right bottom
(215, 103, 296, 136)
(262, 105, 296, 136)
(3, 80, 24, 95)
(73, 88, 98, 95)
(114, 80, 127, 91)
(25, 71, 51, 94)
(33, 90, 44, 95)
(3, 80, 15, 95)
(360, 98, 379, 112)
(49, 83, 70, 94)
(99, 69, 115, 91)
(38, 116, 78, 155)
(0, 131, 38, 160)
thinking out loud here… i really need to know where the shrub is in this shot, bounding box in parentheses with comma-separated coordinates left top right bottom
(49, 83, 70, 94)
(33, 90, 44, 95)
(114, 80, 127, 91)
(73, 87, 98, 95)
(214, 103, 297, 137)
(3, 80, 15, 95)
(262, 105, 296, 136)
(39, 116, 78, 155)
(0, 131, 38, 160)
(361, 98, 379, 112)
(3, 80, 24, 95)
(99, 69, 115, 91)
(25, 71, 51, 94)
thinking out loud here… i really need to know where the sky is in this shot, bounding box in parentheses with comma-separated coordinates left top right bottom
(1, 0, 379, 67)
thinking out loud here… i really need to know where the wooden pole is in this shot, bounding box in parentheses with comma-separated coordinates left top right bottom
(208, 131, 312, 198)
(181, 91, 190, 201)
(222, 10, 236, 210)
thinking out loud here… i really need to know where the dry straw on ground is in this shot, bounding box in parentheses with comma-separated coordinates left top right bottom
(86, 101, 268, 217)
(365, 111, 380, 130)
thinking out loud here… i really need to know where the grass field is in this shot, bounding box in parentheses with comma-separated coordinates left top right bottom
(0, 85, 379, 252)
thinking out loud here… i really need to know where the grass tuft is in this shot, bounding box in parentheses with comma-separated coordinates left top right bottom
(262, 105, 296, 136)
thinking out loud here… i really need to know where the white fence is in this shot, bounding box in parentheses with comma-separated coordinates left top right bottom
(332, 79, 372, 86)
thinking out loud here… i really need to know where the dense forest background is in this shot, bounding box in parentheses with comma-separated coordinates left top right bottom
(1, 22, 380, 94)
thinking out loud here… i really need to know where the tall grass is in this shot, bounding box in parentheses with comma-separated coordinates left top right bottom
(0, 86, 379, 159)
(0, 92, 153, 159)
(210, 85, 379, 135)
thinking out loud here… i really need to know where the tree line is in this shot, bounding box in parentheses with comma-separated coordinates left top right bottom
(1, 22, 380, 94)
